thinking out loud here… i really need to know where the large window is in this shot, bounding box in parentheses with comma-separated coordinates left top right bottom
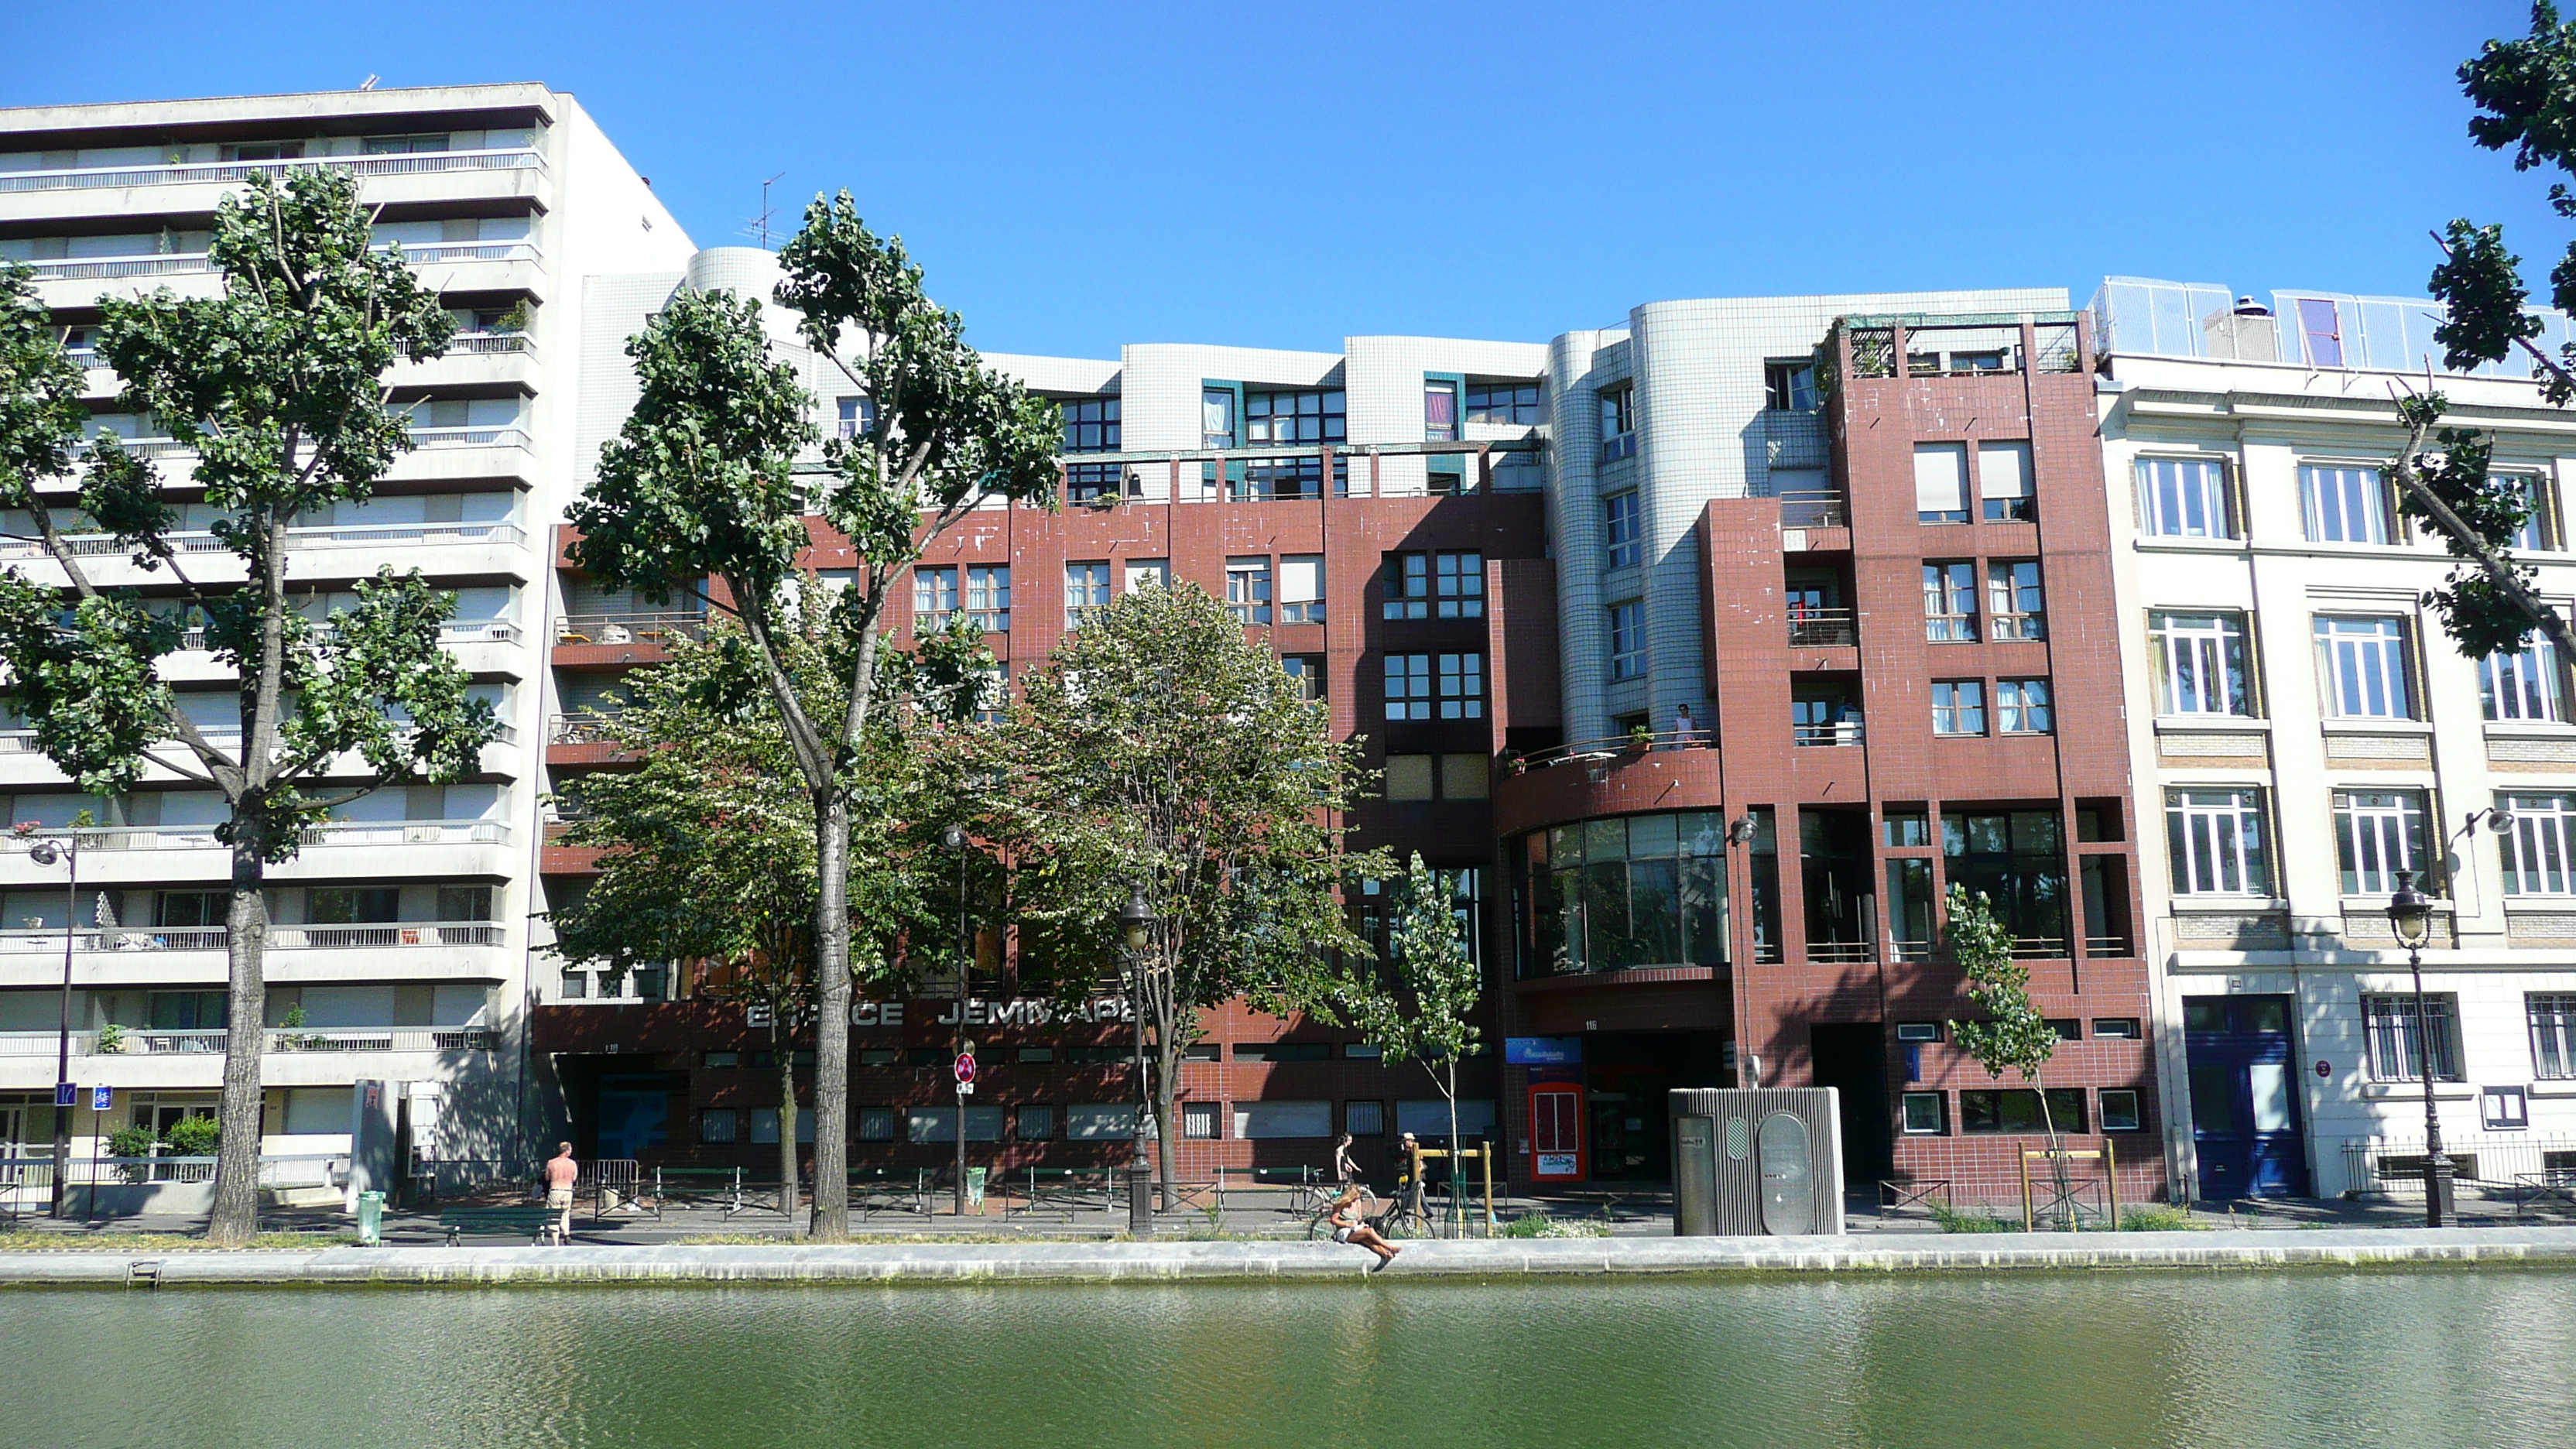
(2532, 993, 2576, 1079)
(1960, 1088, 2088, 1135)
(1931, 681, 1985, 736)
(913, 566, 959, 619)
(2482, 636, 2565, 721)
(2137, 457, 2236, 539)
(1225, 557, 1272, 625)
(1279, 556, 1324, 624)
(1598, 386, 1636, 461)
(1943, 810, 2066, 947)
(1246, 389, 1345, 445)
(1914, 443, 1970, 524)
(2364, 995, 2461, 1082)
(1423, 379, 1459, 441)
(838, 396, 876, 440)
(2500, 793, 2576, 895)
(2314, 616, 2413, 718)
(1201, 388, 1236, 448)
(2151, 611, 2252, 716)
(1468, 381, 1542, 424)
(1605, 492, 1642, 569)
(1386, 654, 1432, 721)
(2334, 790, 2429, 897)
(1979, 441, 2035, 522)
(1516, 813, 1730, 975)
(1923, 563, 1978, 641)
(2507, 474, 2558, 551)
(1987, 560, 2045, 640)
(2301, 464, 2390, 543)
(1435, 551, 1484, 618)
(1236, 454, 1345, 500)
(2167, 788, 2270, 896)
(1763, 360, 1817, 413)
(1065, 562, 1110, 629)
(1437, 653, 1485, 719)
(1608, 600, 1645, 680)
(966, 565, 1009, 632)
(1997, 678, 2053, 735)
(1060, 397, 1119, 452)
(1384, 553, 1429, 619)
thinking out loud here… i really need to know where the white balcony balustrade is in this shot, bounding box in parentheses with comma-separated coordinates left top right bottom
(0, 820, 509, 851)
(0, 148, 550, 197)
(0, 1026, 498, 1055)
(0, 921, 503, 954)
(0, 514, 529, 561)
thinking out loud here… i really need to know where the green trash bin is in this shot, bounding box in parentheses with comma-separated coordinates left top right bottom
(357, 1190, 385, 1245)
(965, 1167, 988, 1210)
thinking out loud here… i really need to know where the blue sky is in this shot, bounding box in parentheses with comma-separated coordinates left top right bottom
(5, 1, 2560, 358)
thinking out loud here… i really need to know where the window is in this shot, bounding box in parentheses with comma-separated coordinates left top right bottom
(2047, 1018, 2084, 1042)
(1279, 556, 1324, 623)
(2484, 1084, 2532, 1131)
(1944, 810, 2067, 945)
(699, 1109, 738, 1144)
(1923, 563, 1978, 641)
(907, 1105, 1002, 1142)
(913, 566, 959, 620)
(225, 141, 306, 162)
(1931, 681, 1985, 736)
(2501, 794, 2576, 895)
(1384, 754, 1434, 800)
(155, 891, 225, 927)
(1386, 654, 1432, 721)
(1987, 561, 2045, 639)
(2151, 611, 2252, 716)
(147, 990, 227, 1029)
(2296, 297, 2345, 366)
(1345, 1099, 1387, 1136)
(2138, 457, 2235, 538)
(1424, 551, 1481, 618)
(437, 886, 491, 921)
(971, 662, 1009, 725)
(1124, 558, 1168, 593)
(361, 134, 451, 155)
(1423, 379, 1458, 441)
(1609, 601, 1645, 680)
(2482, 636, 2565, 721)
(1440, 753, 1489, 801)
(1183, 1101, 1220, 1139)
(2531, 993, 2576, 1078)
(1763, 360, 1817, 413)
(1894, 1022, 1943, 1043)
(1960, 1088, 2088, 1134)
(1914, 442, 1969, 523)
(2314, 616, 2413, 718)
(2093, 1018, 2143, 1040)
(1060, 396, 1120, 452)
(1438, 653, 1485, 719)
(1517, 812, 1732, 975)
(1065, 1104, 1138, 1139)
(1598, 386, 1636, 460)
(1065, 461, 1124, 503)
(2364, 995, 2461, 1081)
(2300, 464, 2390, 544)
(1246, 389, 1345, 444)
(965, 565, 1009, 632)
(1384, 553, 1428, 619)
(1225, 557, 1272, 625)
(752, 1108, 817, 1144)
(1201, 388, 1236, 448)
(1282, 654, 1326, 702)
(1979, 441, 2035, 522)
(1997, 679, 2053, 735)
(1467, 382, 1541, 425)
(1015, 1105, 1057, 1140)
(1900, 1092, 1947, 1134)
(1605, 492, 1642, 569)
(2334, 790, 2430, 897)
(308, 887, 399, 924)
(1238, 454, 1345, 501)
(2508, 474, 2559, 551)
(2098, 1090, 2143, 1132)
(837, 396, 875, 440)
(1065, 562, 1110, 629)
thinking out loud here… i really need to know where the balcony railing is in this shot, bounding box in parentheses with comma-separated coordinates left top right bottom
(440, 619, 522, 644)
(1807, 940, 1877, 964)
(1793, 718, 1864, 747)
(0, 147, 550, 196)
(1787, 607, 1857, 647)
(0, 1027, 498, 1055)
(0, 820, 506, 853)
(548, 711, 625, 745)
(2084, 934, 2133, 957)
(20, 241, 542, 285)
(555, 612, 704, 646)
(1780, 491, 1848, 529)
(2008, 937, 2071, 960)
(1506, 728, 1712, 773)
(446, 329, 538, 357)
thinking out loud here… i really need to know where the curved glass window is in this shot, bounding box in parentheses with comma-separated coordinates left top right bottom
(1515, 812, 1728, 977)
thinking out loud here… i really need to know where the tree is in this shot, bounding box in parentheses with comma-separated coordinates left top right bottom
(1942, 883, 2074, 1228)
(0, 171, 495, 1245)
(2398, 5, 2576, 663)
(999, 582, 1386, 1202)
(567, 197, 1059, 1238)
(1342, 852, 1482, 1236)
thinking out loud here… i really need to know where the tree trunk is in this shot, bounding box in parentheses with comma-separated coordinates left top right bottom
(207, 834, 269, 1245)
(1444, 1061, 1461, 1239)
(777, 1014, 801, 1235)
(1153, 1036, 1180, 1207)
(2034, 1077, 2075, 1231)
(807, 790, 852, 1238)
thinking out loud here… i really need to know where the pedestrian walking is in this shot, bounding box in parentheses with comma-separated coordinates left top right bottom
(1332, 1132, 1361, 1186)
(1324, 1184, 1401, 1270)
(543, 1142, 578, 1245)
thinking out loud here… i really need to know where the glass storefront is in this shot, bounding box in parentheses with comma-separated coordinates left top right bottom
(1515, 812, 1729, 976)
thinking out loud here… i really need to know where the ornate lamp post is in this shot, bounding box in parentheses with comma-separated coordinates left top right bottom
(22, 832, 75, 1218)
(2386, 869, 2451, 1228)
(940, 823, 971, 1217)
(1119, 887, 1155, 1236)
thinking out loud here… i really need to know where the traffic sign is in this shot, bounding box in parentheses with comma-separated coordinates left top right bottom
(54, 1081, 74, 1108)
(954, 1051, 978, 1084)
(91, 1084, 111, 1112)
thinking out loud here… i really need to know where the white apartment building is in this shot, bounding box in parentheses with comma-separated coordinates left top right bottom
(0, 84, 694, 1197)
(2098, 278, 2576, 1201)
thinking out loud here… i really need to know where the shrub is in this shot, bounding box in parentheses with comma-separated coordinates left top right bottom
(2119, 1204, 2200, 1233)
(163, 1115, 220, 1156)
(94, 1023, 127, 1054)
(1927, 1201, 2019, 1233)
(1502, 1211, 1610, 1239)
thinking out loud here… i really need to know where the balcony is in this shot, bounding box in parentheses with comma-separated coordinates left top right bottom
(547, 712, 622, 745)
(1787, 606, 1857, 647)
(19, 241, 542, 285)
(0, 1027, 498, 1056)
(1780, 492, 1848, 529)
(0, 922, 502, 954)
(0, 820, 509, 851)
(0, 146, 547, 197)
(1793, 718, 1864, 748)
(554, 612, 704, 647)
(0, 516, 529, 563)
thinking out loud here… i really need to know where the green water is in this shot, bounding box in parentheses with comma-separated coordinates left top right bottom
(6, 1272, 2572, 1447)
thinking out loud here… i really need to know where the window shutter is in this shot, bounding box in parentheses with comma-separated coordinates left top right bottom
(1913, 443, 1968, 515)
(1978, 441, 2032, 501)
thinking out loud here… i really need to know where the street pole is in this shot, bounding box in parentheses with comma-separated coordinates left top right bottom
(1120, 888, 1154, 1236)
(32, 833, 74, 1219)
(942, 825, 970, 1218)
(2409, 940, 2454, 1228)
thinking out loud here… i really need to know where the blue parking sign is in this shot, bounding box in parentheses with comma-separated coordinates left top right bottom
(91, 1085, 111, 1112)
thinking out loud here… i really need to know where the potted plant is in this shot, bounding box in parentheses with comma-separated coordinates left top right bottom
(94, 1021, 127, 1054)
(1627, 723, 1654, 752)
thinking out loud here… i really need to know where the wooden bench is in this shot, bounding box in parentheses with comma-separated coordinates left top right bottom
(440, 1206, 562, 1245)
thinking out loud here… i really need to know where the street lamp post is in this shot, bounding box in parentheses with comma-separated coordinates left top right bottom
(2386, 869, 2451, 1228)
(1119, 887, 1155, 1236)
(19, 831, 77, 1218)
(941, 824, 971, 1217)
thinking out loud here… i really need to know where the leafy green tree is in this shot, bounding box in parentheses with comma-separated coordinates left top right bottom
(567, 197, 1058, 1238)
(1943, 883, 2074, 1228)
(999, 583, 1386, 1201)
(0, 172, 495, 1245)
(2396, 5, 2576, 662)
(1342, 852, 1482, 1235)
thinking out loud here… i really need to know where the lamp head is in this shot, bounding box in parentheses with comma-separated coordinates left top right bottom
(24, 840, 57, 867)
(2386, 868, 2435, 950)
(1726, 815, 1758, 847)
(1119, 887, 1154, 951)
(940, 824, 967, 853)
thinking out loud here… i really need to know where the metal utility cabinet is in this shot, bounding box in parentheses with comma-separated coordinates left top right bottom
(1670, 1088, 1845, 1236)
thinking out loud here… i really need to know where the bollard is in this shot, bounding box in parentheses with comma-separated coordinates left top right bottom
(1127, 1163, 1153, 1235)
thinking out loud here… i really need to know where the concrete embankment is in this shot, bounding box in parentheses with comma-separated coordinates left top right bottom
(4, 1226, 2576, 1286)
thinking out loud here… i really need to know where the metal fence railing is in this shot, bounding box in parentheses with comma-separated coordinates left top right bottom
(2339, 1136, 2576, 1198)
(0, 1152, 346, 1214)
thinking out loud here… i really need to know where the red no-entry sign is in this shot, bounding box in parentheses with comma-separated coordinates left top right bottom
(954, 1052, 978, 1085)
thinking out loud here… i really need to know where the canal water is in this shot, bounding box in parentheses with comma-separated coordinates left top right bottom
(5, 1270, 2571, 1447)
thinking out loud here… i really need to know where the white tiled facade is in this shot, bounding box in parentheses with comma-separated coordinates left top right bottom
(2098, 279, 2576, 1199)
(0, 84, 695, 1176)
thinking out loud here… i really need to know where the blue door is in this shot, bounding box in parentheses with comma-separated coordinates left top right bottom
(2183, 995, 2308, 1201)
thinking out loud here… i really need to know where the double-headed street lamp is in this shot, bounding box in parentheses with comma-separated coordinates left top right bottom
(2385, 869, 2451, 1228)
(1119, 887, 1155, 1236)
